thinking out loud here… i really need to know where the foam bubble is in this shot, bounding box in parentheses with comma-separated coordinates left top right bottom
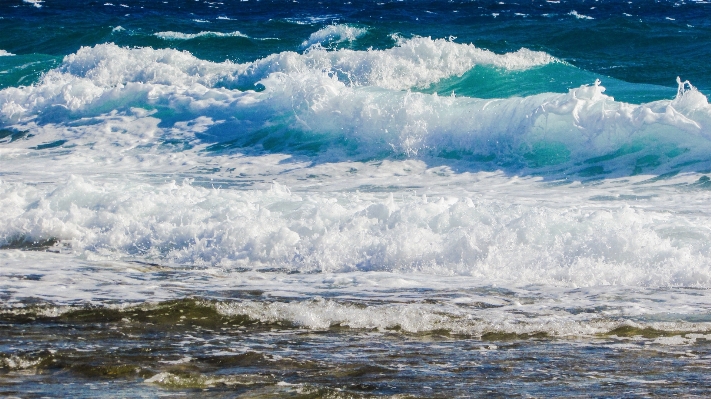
(0, 50, 14, 57)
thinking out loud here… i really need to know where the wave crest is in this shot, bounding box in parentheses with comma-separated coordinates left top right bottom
(0, 38, 556, 123)
(1, 43, 710, 175)
(300, 24, 368, 48)
(154, 30, 250, 40)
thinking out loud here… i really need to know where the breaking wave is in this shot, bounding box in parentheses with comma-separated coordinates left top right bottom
(2, 176, 711, 288)
(0, 38, 708, 175)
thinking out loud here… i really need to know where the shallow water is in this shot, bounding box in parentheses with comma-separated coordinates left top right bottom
(3, 299, 711, 398)
(2, 0, 711, 396)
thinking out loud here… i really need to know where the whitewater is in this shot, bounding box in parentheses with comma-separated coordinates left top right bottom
(2, 0, 711, 397)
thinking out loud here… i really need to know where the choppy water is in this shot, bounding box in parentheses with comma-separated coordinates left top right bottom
(2, 0, 711, 397)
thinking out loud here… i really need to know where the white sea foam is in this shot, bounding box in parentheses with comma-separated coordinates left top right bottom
(569, 10, 594, 20)
(0, 40, 559, 158)
(300, 24, 368, 48)
(23, 0, 43, 8)
(155, 30, 249, 40)
(1, 175, 711, 288)
(0, 39, 554, 124)
(1, 355, 43, 370)
(284, 16, 341, 25)
(0, 38, 552, 116)
(214, 298, 711, 336)
(242, 36, 554, 90)
(0, 50, 14, 57)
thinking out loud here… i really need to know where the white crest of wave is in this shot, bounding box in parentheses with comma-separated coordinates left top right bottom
(0, 50, 15, 57)
(23, 0, 43, 8)
(259, 35, 555, 90)
(154, 30, 249, 40)
(214, 298, 612, 335)
(569, 10, 594, 20)
(213, 298, 711, 336)
(0, 40, 554, 124)
(224, 73, 711, 161)
(2, 176, 711, 288)
(1, 44, 710, 166)
(300, 24, 368, 48)
(0, 45, 240, 123)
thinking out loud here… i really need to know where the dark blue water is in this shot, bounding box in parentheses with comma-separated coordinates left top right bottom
(2, 0, 711, 91)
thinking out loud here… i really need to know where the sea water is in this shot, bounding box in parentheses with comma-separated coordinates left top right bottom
(2, 0, 711, 397)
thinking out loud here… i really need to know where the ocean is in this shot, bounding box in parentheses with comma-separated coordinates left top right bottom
(1, 0, 711, 397)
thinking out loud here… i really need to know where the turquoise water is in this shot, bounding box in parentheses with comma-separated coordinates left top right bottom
(2, 0, 711, 397)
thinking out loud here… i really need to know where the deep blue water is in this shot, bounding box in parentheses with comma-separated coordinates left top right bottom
(2, 0, 711, 92)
